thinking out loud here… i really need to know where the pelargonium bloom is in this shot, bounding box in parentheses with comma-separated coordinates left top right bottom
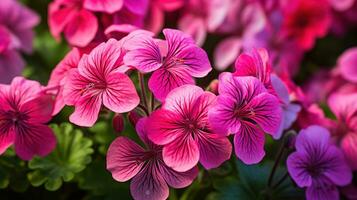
(107, 118, 198, 200)
(147, 84, 232, 172)
(124, 29, 211, 101)
(0, 77, 56, 160)
(337, 47, 357, 83)
(328, 93, 357, 170)
(63, 39, 139, 127)
(208, 72, 282, 164)
(287, 125, 352, 200)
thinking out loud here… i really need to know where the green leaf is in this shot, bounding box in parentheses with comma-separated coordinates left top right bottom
(27, 123, 94, 191)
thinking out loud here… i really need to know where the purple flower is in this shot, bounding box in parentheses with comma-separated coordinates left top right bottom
(287, 125, 352, 200)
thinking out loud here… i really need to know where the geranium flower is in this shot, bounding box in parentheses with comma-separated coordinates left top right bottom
(0, 77, 56, 160)
(107, 118, 198, 200)
(328, 93, 357, 170)
(337, 47, 357, 83)
(147, 84, 232, 172)
(287, 125, 352, 200)
(208, 72, 281, 164)
(63, 39, 139, 127)
(124, 29, 211, 101)
(0, 0, 39, 83)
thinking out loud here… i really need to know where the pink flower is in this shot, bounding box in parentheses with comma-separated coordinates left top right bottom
(124, 29, 211, 101)
(208, 72, 282, 164)
(0, 77, 56, 160)
(281, 0, 331, 50)
(63, 39, 139, 127)
(0, 0, 39, 83)
(287, 125, 352, 200)
(107, 118, 198, 200)
(337, 47, 357, 83)
(147, 85, 232, 172)
(328, 93, 357, 170)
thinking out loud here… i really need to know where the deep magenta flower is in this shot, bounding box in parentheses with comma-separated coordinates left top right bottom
(124, 29, 211, 101)
(328, 93, 357, 170)
(208, 72, 282, 164)
(107, 118, 198, 200)
(147, 85, 232, 172)
(0, 77, 56, 160)
(63, 39, 139, 127)
(287, 125, 352, 200)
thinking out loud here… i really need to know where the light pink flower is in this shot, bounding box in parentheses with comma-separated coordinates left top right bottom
(337, 47, 357, 83)
(0, 77, 56, 160)
(107, 118, 198, 200)
(124, 29, 211, 101)
(63, 39, 139, 127)
(328, 93, 357, 170)
(287, 125, 352, 200)
(147, 85, 232, 172)
(208, 72, 282, 164)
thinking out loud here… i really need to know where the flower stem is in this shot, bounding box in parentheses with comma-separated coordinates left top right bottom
(138, 72, 148, 110)
(150, 91, 155, 113)
(267, 140, 286, 188)
(272, 171, 289, 189)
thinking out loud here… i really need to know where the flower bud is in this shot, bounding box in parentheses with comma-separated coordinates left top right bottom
(207, 79, 219, 95)
(112, 113, 124, 133)
(128, 110, 141, 128)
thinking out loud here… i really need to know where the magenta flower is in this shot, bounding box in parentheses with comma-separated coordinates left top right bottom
(146, 84, 232, 172)
(124, 29, 211, 101)
(63, 39, 139, 127)
(328, 93, 357, 170)
(208, 72, 282, 164)
(0, 77, 56, 160)
(287, 125, 352, 200)
(0, 0, 39, 83)
(107, 118, 198, 200)
(337, 47, 357, 83)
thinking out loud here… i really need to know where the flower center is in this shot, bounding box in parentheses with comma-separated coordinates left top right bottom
(80, 82, 106, 95)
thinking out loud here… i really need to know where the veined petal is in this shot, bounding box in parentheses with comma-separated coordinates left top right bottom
(14, 124, 56, 160)
(9, 76, 42, 105)
(176, 45, 211, 77)
(287, 152, 313, 187)
(162, 135, 199, 172)
(323, 146, 352, 186)
(295, 125, 330, 154)
(20, 94, 54, 124)
(234, 122, 265, 164)
(107, 136, 145, 182)
(84, 0, 123, 14)
(159, 163, 198, 188)
(306, 178, 339, 200)
(103, 71, 139, 113)
(48, 2, 76, 39)
(163, 28, 195, 58)
(63, 69, 91, 106)
(148, 67, 194, 101)
(0, 122, 15, 155)
(69, 92, 102, 127)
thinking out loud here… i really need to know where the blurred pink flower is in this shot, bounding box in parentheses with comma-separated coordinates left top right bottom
(328, 93, 357, 170)
(124, 29, 211, 101)
(147, 85, 232, 172)
(287, 125, 352, 200)
(63, 39, 139, 127)
(0, 0, 39, 83)
(337, 47, 357, 83)
(0, 77, 56, 160)
(208, 73, 281, 164)
(107, 118, 198, 200)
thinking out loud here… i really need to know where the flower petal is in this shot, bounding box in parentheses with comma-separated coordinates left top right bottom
(102, 71, 139, 113)
(20, 94, 54, 124)
(163, 135, 199, 172)
(159, 164, 198, 188)
(84, 0, 123, 14)
(196, 132, 232, 169)
(306, 178, 339, 200)
(14, 124, 56, 160)
(0, 123, 15, 155)
(124, 0, 149, 15)
(295, 125, 330, 154)
(69, 92, 102, 127)
(163, 28, 195, 58)
(163, 84, 204, 112)
(213, 37, 242, 71)
(286, 152, 313, 187)
(234, 122, 265, 164)
(107, 136, 145, 182)
(341, 133, 357, 170)
(176, 45, 211, 78)
(323, 146, 352, 186)
(338, 47, 357, 83)
(63, 69, 91, 106)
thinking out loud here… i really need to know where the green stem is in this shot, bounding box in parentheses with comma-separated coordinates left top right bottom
(267, 141, 286, 188)
(272, 171, 289, 189)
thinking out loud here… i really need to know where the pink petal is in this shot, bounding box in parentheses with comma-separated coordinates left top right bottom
(102, 71, 139, 113)
(341, 133, 357, 170)
(130, 163, 169, 200)
(196, 132, 232, 169)
(248, 93, 282, 135)
(69, 92, 102, 127)
(147, 109, 183, 145)
(338, 47, 357, 83)
(20, 94, 54, 124)
(234, 121, 265, 164)
(0, 124, 15, 155)
(48, 2, 77, 40)
(124, 0, 149, 15)
(329, 0, 355, 11)
(14, 124, 56, 160)
(84, 0, 123, 14)
(144, 3, 164, 34)
(178, 14, 207, 46)
(159, 165, 198, 188)
(104, 24, 139, 40)
(327, 93, 357, 121)
(123, 36, 163, 73)
(163, 135, 200, 172)
(163, 28, 195, 57)
(213, 37, 242, 71)
(0, 50, 25, 84)
(63, 69, 91, 106)
(286, 152, 313, 187)
(271, 74, 289, 104)
(9, 76, 42, 104)
(64, 9, 98, 47)
(206, 0, 230, 31)
(106, 136, 145, 182)
(148, 67, 195, 101)
(163, 84, 204, 112)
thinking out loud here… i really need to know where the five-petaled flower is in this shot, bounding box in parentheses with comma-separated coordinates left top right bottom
(107, 118, 198, 200)
(208, 72, 282, 164)
(0, 77, 56, 160)
(63, 39, 139, 127)
(146, 84, 232, 172)
(287, 125, 352, 200)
